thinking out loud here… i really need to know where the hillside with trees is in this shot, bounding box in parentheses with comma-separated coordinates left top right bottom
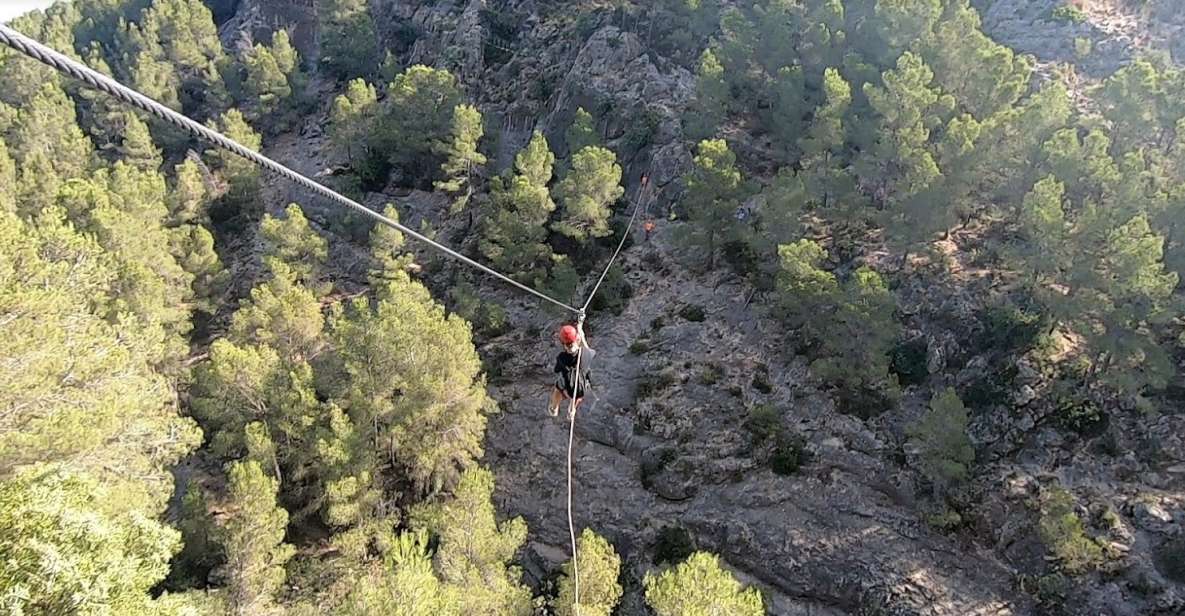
(1, 0, 1184, 614)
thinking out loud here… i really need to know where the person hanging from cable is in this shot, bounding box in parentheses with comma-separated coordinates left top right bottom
(549, 321, 595, 419)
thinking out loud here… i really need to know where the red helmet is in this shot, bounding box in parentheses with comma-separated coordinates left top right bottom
(559, 325, 579, 345)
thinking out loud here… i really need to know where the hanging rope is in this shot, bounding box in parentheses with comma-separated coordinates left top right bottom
(565, 192, 644, 614)
(0, 24, 581, 316)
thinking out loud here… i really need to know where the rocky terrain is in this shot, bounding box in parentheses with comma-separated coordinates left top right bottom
(213, 1, 1185, 614)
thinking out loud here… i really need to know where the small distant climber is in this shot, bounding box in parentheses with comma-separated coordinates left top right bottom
(549, 322, 595, 419)
(643, 219, 656, 242)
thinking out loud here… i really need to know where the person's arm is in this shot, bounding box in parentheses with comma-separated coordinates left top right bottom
(577, 323, 595, 359)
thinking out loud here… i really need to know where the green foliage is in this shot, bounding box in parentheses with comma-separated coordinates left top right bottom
(1051, 5, 1088, 23)
(554, 529, 623, 616)
(679, 304, 707, 322)
(644, 552, 764, 616)
(206, 109, 263, 220)
(908, 388, 974, 490)
(653, 526, 696, 565)
(1039, 488, 1105, 575)
(776, 240, 901, 410)
(0, 469, 183, 616)
(680, 139, 745, 269)
(684, 48, 727, 141)
(448, 279, 510, 338)
(260, 203, 329, 291)
(374, 66, 462, 183)
(228, 265, 325, 362)
(0, 210, 199, 507)
(479, 132, 557, 286)
(369, 204, 414, 283)
(434, 104, 487, 213)
(172, 223, 229, 314)
(170, 483, 223, 589)
(566, 107, 599, 155)
(241, 30, 306, 129)
(215, 460, 295, 616)
(329, 271, 491, 493)
(321, 0, 379, 80)
(411, 468, 532, 616)
(335, 531, 461, 615)
(330, 79, 380, 166)
(553, 145, 624, 241)
(890, 337, 930, 387)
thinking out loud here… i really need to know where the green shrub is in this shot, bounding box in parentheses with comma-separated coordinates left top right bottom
(637, 369, 679, 400)
(589, 263, 633, 315)
(745, 405, 780, 441)
(834, 385, 894, 420)
(977, 301, 1047, 354)
(650, 316, 667, 331)
(640, 447, 678, 489)
(770, 433, 805, 476)
(1039, 488, 1105, 575)
(698, 364, 722, 385)
(925, 507, 964, 533)
(679, 304, 707, 322)
(1051, 5, 1088, 23)
(891, 337, 930, 387)
(751, 368, 772, 394)
(961, 364, 1018, 411)
(630, 339, 652, 355)
(653, 526, 695, 565)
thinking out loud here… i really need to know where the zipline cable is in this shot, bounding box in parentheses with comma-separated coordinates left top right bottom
(0, 24, 582, 316)
(582, 189, 647, 312)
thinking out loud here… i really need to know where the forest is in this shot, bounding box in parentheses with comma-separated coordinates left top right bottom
(1, 0, 1184, 614)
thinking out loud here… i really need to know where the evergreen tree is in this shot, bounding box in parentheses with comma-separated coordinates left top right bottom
(242, 29, 306, 127)
(0, 141, 15, 214)
(553, 529, 623, 616)
(330, 78, 379, 165)
(1097, 59, 1165, 153)
(215, 460, 295, 616)
(118, 112, 163, 171)
(434, 104, 487, 213)
(0, 469, 185, 616)
(207, 109, 263, 216)
(375, 65, 462, 180)
(334, 531, 461, 616)
(123, 0, 228, 113)
(566, 107, 600, 156)
(873, 0, 941, 55)
(172, 224, 229, 314)
(10, 83, 94, 216)
(908, 388, 974, 492)
(229, 264, 325, 363)
(680, 139, 744, 269)
(260, 203, 329, 291)
(479, 132, 557, 285)
(643, 552, 764, 616)
(412, 468, 532, 616)
(321, 0, 379, 80)
(685, 48, 728, 140)
(171, 483, 223, 589)
(329, 271, 491, 493)
(369, 204, 414, 283)
(169, 157, 212, 226)
(553, 145, 624, 242)
(314, 404, 381, 530)
(0, 209, 200, 511)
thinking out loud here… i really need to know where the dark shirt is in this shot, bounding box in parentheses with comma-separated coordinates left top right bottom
(554, 348, 594, 397)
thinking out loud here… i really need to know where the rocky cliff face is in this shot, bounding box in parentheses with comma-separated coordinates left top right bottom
(217, 1, 1185, 614)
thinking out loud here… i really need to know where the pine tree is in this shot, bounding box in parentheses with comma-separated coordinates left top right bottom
(873, 0, 941, 55)
(215, 460, 295, 616)
(125, 0, 228, 113)
(908, 388, 974, 492)
(680, 139, 744, 269)
(260, 203, 329, 291)
(375, 66, 462, 178)
(0, 469, 185, 616)
(169, 157, 212, 226)
(242, 41, 291, 118)
(10, 83, 94, 216)
(0, 208, 201, 512)
(411, 468, 532, 616)
(566, 107, 600, 156)
(553, 529, 623, 616)
(1097, 59, 1164, 153)
(171, 483, 223, 589)
(329, 271, 491, 493)
(207, 109, 263, 215)
(314, 404, 380, 529)
(229, 263, 325, 363)
(685, 48, 728, 140)
(479, 132, 557, 285)
(330, 78, 379, 165)
(336, 531, 461, 616)
(369, 204, 414, 283)
(643, 552, 764, 616)
(171, 224, 229, 314)
(321, 0, 379, 80)
(118, 112, 163, 171)
(553, 145, 624, 242)
(434, 104, 487, 213)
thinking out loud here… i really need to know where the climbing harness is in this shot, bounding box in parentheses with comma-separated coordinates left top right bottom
(0, 22, 645, 615)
